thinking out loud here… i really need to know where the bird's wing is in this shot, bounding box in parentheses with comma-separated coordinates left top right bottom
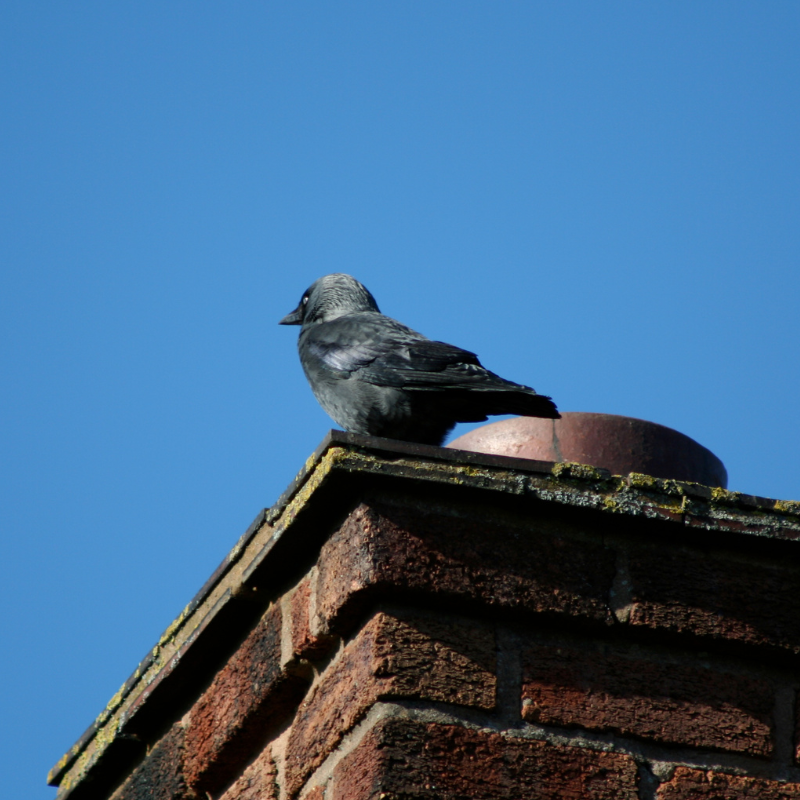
(303, 314, 482, 386)
(362, 338, 487, 388)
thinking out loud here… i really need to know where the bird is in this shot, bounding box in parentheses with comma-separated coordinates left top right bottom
(279, 273, 559, 446)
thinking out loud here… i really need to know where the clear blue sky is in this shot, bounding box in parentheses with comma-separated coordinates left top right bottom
(2, 4, 798, 797)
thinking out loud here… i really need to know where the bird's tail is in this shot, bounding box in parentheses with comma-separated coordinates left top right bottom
(435, 384, 560, 423)
(474, 387, 559, 419)
(488, 389, 560, 419)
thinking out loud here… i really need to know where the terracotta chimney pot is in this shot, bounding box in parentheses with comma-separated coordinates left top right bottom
(448, 412, 727, 488)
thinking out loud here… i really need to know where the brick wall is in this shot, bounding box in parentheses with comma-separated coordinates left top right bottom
(49, 434, 800, 800)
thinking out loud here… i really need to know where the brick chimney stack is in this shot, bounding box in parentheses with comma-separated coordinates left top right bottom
(49, 430, 800, 799)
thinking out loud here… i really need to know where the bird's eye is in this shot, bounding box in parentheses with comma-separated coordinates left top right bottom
(302, 294, 309, 306)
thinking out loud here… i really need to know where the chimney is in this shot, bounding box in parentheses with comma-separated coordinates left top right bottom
(48, 429, 800, 799)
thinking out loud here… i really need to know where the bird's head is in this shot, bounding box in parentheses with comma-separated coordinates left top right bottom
(279, 273, 380, 327)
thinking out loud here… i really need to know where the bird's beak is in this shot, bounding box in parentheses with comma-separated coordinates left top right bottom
(279, 304, 304, 325)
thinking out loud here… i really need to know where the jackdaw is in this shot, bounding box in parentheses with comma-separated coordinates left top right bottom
(280, 273, 559, 446)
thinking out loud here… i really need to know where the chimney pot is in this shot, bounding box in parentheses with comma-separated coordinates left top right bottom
(448, 412, 727, 488)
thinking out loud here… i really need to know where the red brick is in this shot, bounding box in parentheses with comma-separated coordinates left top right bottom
(657, 766, 800, 799)
(289, 575, 335, 661)
(218, 745, 278, 800)
(185, 603, 308, 795)
(332, 715, 639, 799)
(316, 502, 615, 635)
(285, 611, 496, 798)
(624, 543, 800, 653)
(522, 642, 775, 756)
(114, 724, 186, 800)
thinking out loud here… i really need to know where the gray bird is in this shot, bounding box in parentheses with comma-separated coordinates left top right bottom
(280, 273, 559, 446)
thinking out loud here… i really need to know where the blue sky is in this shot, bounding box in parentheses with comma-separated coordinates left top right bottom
(2, 4, 799, 797)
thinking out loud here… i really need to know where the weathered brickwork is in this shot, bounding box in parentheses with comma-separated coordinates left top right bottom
(284, 611, 496, 796)
(287, 574, 332, 661)
(112, 724, 186, 800)
(184, 602, 307, 796)
(624, 542, 800, 653)
(332, 716, 640, 800)
(316, 501, 617, 634)
(522, 642, 775, 756)
(657, 766, 800, 799)
(218, 745, 278, 800)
